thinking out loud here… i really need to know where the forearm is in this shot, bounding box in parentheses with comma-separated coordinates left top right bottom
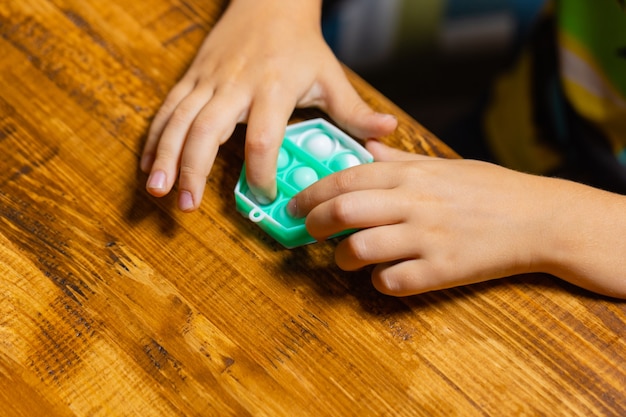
(536, 177, 626, 298)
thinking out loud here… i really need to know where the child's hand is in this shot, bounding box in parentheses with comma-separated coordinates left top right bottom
(288, 140, 559, 296)
(141, 0, 397, 211)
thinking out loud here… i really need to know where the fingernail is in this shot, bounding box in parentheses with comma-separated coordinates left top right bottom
(250, 185, 277, 206)
(287, 198, 299, 218)
(376, 112, 397, 121)
(147, 170, 166, 191)
(178, 190, 195, 211)
(254, 193, 273, 206)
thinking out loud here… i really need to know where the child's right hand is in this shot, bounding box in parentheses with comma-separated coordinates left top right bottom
(140, 0, 397, 211)
(289, 140, 626, 299)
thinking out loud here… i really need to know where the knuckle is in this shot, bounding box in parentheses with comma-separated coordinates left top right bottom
(189, 120, 214, 139)
(156, 97, 179, 118)
(400, 162, 421, 179)
(246, 135, 275, 156)
(168, 106, 192, 127)
(343, 233, 371, 263)
(258, 77, 286, 98)
(330, 169, 357, 194)
(179, 163, 207, 180)
(328, 196, 355, 225)
(156, 90, 185, 118)
(372, 266, 408, 296)
(153, 146, 177, 165)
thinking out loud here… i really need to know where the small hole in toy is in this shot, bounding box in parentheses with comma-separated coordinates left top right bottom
(249, 208, 264, 223)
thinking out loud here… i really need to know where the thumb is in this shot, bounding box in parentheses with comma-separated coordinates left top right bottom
(321, 68, 398, 140)
(365, 139, 432, 162)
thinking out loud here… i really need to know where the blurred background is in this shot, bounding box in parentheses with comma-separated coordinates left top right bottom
(322, 0, 546, 158)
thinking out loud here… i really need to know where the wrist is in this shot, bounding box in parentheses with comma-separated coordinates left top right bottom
(533, 177, 626, 297)
(228, 0, 323, 21)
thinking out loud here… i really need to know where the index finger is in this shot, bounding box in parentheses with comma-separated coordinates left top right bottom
(244, 92, 296, 204)
(287, 162, 402, 218)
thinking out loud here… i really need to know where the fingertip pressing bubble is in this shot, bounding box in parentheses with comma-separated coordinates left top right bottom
(234, 118, 373, 248)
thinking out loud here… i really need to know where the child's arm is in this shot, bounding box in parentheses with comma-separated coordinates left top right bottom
(289, 140, 626, 299)
(141, 0, 397, 211)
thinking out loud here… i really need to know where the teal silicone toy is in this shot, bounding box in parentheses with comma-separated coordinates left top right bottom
(234, 118, 373, 248)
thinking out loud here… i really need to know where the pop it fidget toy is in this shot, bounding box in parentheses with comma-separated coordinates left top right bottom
(234, 118, 373, 248)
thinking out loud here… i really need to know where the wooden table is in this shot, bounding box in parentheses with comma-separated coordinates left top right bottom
(1, 1, 624, 416)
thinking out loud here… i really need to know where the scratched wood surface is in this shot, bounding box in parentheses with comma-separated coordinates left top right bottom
(0, 1, 624, 416)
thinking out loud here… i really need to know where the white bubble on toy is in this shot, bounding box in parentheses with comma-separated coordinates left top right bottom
(302, 131, 335, 159)
(291, 166, 318, 189)
(277, 148, 290, 170)
(330, 153, 361, 171)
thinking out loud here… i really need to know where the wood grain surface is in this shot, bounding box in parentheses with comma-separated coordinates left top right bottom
(1, 1, 624, 416)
